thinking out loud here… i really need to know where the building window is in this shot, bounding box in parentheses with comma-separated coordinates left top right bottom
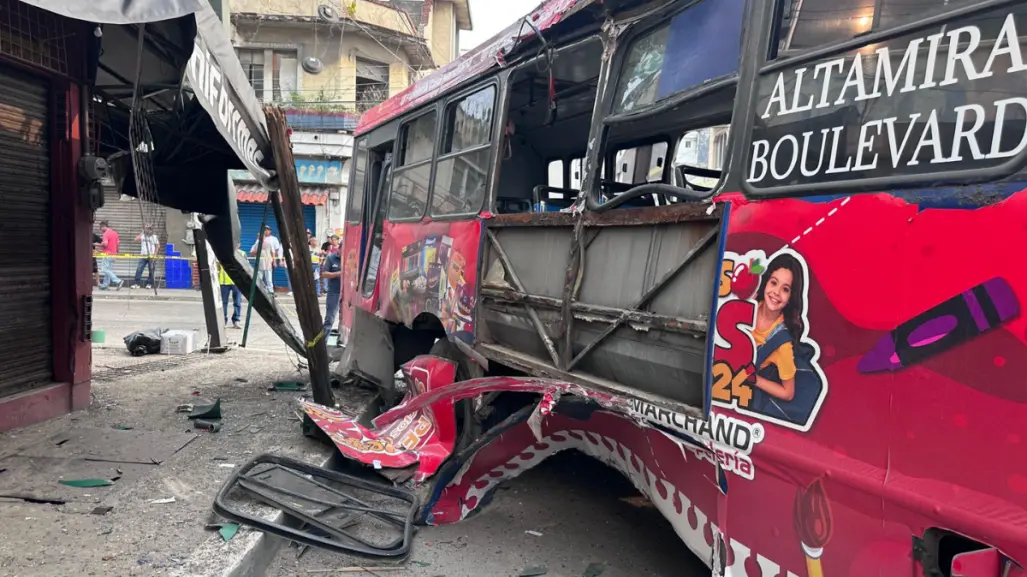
(272, 51, 298, 102)
(239, 49, 265, 99)
(237, 48, 299, 102)
(356, 58, 390, 112)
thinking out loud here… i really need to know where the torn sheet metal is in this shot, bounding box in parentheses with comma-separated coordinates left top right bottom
(301, 356, 459, 484)
(301, 355, 631, 484)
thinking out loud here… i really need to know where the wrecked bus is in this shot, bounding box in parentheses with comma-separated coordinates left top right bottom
(303, 0, 1027, 574)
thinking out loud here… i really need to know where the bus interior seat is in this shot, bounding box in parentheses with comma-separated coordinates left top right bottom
(532, 185, 578, 212)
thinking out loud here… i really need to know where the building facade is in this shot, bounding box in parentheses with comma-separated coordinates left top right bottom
(0, 0, 94, 430)
(228, 0, 469, 290)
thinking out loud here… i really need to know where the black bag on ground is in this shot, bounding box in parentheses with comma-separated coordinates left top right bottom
(124, 328, 166, 356)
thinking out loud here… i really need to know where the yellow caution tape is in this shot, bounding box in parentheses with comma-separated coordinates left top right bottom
(305, 330, 324, 349)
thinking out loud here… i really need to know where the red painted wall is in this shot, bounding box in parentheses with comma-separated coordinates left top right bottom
(0, 18, 92, 431)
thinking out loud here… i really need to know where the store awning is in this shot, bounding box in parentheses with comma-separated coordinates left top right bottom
(21, 0, 275, 208)
(19, 0, 304, 355)
(235, 183, 329, 206)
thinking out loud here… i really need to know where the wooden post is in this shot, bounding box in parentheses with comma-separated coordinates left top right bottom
(264, 107, 334, 407)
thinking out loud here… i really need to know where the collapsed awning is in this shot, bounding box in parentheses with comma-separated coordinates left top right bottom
(20, 0, 275, 209)
(19, 0, 306, 355)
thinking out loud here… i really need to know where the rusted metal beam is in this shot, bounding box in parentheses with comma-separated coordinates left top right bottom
(475, 341, 704, 419)
(560, 217, 585, 369)
(566, 226, 718, 370)
(485, 229, 562, 368)
(488, 202, 721, 228)
(481, 288, 708, 336)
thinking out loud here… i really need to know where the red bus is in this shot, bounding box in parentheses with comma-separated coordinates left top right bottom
(305, 0, 1027, 574)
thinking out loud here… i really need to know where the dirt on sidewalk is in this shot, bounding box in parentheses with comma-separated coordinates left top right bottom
(0, 346, 343, 577)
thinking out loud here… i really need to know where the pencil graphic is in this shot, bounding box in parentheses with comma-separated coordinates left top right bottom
(795, 479, 833, 577)
(858, 278, 1018, 373)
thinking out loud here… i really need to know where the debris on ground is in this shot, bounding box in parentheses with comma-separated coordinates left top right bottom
(59, 478, 115, 488)
(525, 530, 543, 537)
(305, 568, 407, 574)
(123, 328, 166, 356)
(583, 563, 606, 577)
(112, 424, 134, 430)
(91, 506, 114, 515)
(212, 454, 417, 558)
(188, 398, 222, 420)
(619, 495, 654, 509)
(205, 522, 240, 542)
(520, 566, 548, 576)
(149, 497, 176, 504)
(269, 381, 307, 392)
(194, 419, 222, 433)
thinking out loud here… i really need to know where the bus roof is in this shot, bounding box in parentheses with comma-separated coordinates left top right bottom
(355, 0, 594, 136)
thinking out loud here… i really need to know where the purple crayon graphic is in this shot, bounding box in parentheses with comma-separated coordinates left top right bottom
(858, 278, 1019, 374)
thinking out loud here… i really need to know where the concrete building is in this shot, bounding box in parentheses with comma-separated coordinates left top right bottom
(226, 0, 470, 290)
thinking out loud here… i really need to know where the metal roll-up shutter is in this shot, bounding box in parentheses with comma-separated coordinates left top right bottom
(237, 201, 316, 289)
(96, 183, 168, 282)
(0, 67, 52, 396)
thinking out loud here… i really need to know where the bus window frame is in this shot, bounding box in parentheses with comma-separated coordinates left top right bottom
(429, 78, 503, 221)
(346, 137, 369, 224)
(386, 105, 443, 224)
(583, 0, 750, 210)
(737, 0, 1027, 199)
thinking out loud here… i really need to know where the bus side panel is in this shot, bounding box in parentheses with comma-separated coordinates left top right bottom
(708, 189, 1027, 570)
(376, 219, 483, 343)
(340, 222, 362, 346)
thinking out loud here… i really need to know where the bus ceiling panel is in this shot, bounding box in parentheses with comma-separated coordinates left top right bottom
(742, 2, 1027, 198)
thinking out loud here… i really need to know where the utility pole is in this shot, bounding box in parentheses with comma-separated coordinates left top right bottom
(264, 107, 334, 407)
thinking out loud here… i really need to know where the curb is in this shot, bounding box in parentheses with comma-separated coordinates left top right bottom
(171, 445, 336, 577)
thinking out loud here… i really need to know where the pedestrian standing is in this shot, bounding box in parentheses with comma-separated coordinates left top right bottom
(309, 236, 322, 296)
(217, 243, 245, 329)
(321, 249, 343, 338)
(92, 231, 102, 287)
(133, 224, 160, 289)
(249, 226, 282, 294)
(97, 220, 124, 290)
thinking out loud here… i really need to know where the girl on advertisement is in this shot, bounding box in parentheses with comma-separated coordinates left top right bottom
(749, 253, 824, 426)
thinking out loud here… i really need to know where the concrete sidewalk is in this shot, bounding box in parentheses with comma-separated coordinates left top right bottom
(0, 346, 367, 577)
(91, 288, 316, 303)
(92, 287, 205, 301)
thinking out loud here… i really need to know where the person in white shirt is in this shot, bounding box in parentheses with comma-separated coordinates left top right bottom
(132, 224, 160, 289)
(249, 225, 284, 293)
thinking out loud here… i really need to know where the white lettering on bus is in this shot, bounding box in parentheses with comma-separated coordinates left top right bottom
(749, 10, 1027, 184)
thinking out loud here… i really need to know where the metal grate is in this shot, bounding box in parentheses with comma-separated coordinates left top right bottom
(0, 0, 69, 76)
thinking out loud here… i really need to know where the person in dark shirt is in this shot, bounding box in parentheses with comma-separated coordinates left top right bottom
(92, 232, 102, 287)
(321, 251, 343, 338)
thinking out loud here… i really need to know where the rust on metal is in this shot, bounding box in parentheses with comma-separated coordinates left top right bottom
(566, 226, 718, 370)
(486, 229, 562, 367)
(475, 342, 705, 419)
(481, 288, 708, 336)
(488, 202, 721, 228)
